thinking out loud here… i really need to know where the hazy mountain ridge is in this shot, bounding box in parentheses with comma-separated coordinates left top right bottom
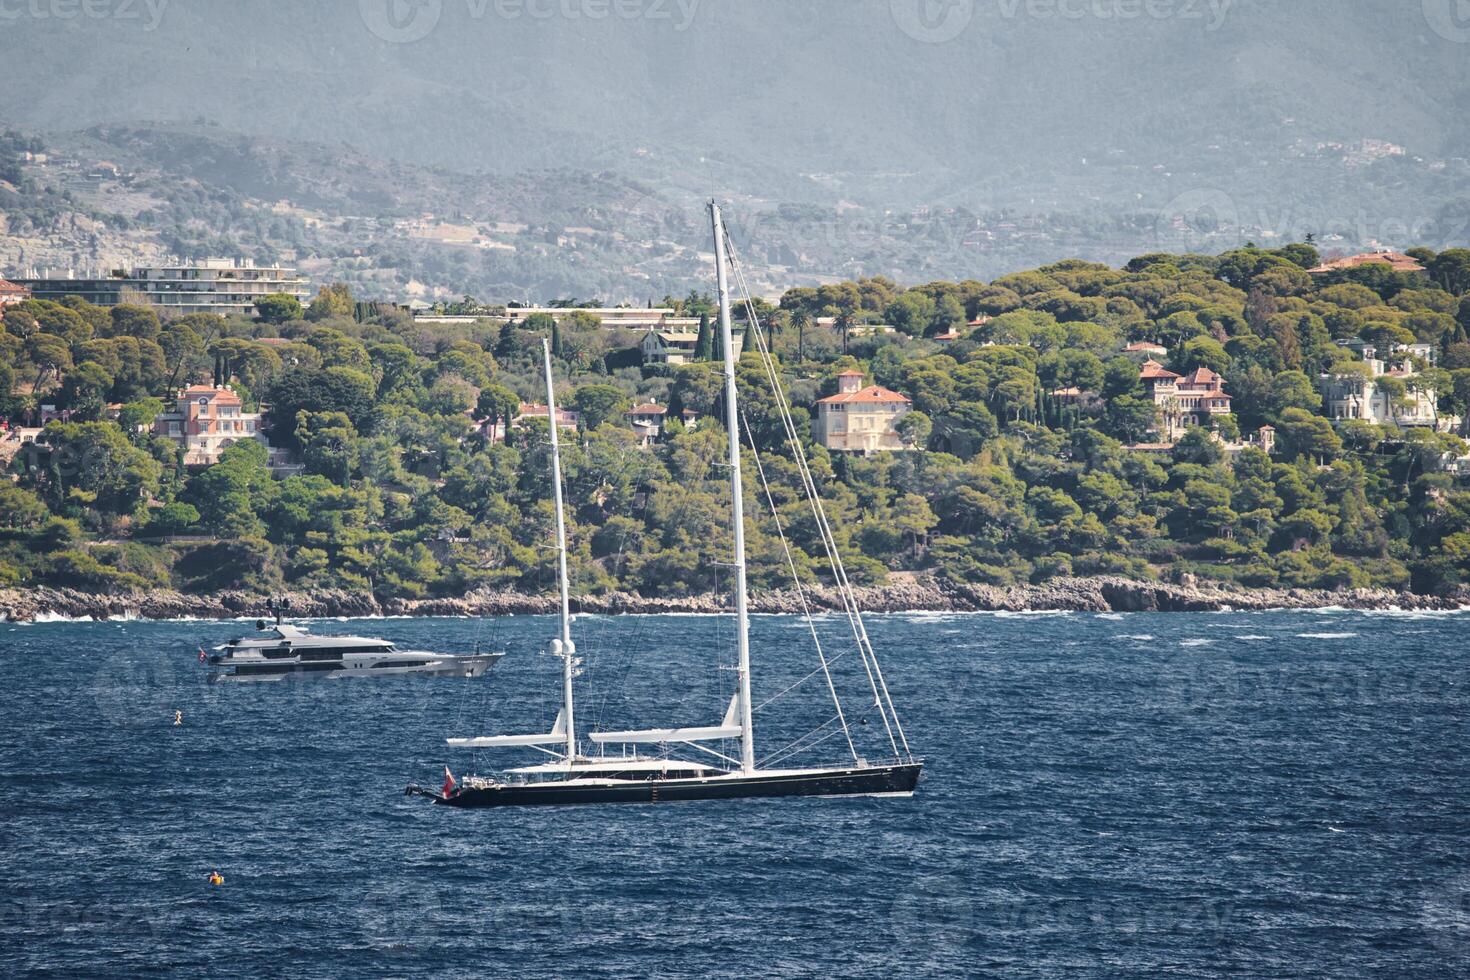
(2, 1, 1466, 208)
(3, 118, 1468, 302)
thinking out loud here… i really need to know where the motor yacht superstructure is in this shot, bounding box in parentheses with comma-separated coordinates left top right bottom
(206, 620, 502, 681)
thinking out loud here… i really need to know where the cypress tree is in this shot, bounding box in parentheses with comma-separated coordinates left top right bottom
(694, 313, 713, 361)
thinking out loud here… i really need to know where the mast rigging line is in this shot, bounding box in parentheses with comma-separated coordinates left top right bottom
(758, 714, 847, 769)
(731, 262, 898, 758)
(722, 228, 912, 762)
(739, 399, 859, 764)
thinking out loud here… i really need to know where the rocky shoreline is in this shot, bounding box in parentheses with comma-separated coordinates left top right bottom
(1, 576, 1465, 623)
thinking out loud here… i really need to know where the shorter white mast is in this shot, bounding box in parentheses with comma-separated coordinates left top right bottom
(542, 338, 578, 760)
(711, 201, 756, 775)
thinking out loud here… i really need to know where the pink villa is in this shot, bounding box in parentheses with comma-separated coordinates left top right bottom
(152, 384, 283, 467)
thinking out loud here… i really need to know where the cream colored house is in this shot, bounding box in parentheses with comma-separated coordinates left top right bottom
(813, 370, 913, 453)
(640, 328, 743, 366)
(1320, 366, 1441, 428)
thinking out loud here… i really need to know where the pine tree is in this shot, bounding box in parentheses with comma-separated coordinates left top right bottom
(551, 321, 563, 359)
(494, 322, 516, 360)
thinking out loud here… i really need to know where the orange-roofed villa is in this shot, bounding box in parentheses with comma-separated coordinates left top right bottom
(480, 402, 579, 442)
(0, 277, 31, 309)
(626, 399, 668, 445)
(152, 384, 283, 467)
(813, 370, 913, 453)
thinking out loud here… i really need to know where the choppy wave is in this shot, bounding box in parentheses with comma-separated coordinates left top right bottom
(1, 609, 1464, 975)
(28, 612, 95, 624)
(1297, 632, 1360, 640)
(992, 609, 1077, 618)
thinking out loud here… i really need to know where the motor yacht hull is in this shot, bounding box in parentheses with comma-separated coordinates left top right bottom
(209, 652, 502, 682)
(413, 761, 922, 808)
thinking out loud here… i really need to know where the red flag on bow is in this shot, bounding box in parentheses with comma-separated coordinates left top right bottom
(443, 766, 457, 797)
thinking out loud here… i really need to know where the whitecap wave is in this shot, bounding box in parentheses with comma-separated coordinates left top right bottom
(29, 612, 95, 623)
(1296, 632, 1359, 640)
(1364, 607, 1470, 619)
(993, 609, 1076, 618)
(1179, 638, 1212, 647)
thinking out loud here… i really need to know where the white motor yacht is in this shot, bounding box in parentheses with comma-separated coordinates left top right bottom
(205, 618, 502, 682)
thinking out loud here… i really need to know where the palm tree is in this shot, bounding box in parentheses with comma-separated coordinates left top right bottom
(765, 309, 788, 345)
(834, 308, 855, 355)
(791, 309, 811, 362)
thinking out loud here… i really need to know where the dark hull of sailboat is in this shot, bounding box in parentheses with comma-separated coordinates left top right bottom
(415, 762, 922, 809)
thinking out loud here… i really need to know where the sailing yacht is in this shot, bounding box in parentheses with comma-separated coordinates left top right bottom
(407, 204, 921, 808)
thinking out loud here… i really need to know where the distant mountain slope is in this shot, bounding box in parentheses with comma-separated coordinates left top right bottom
(0, 0, 1466, 214)
(3, 118, 1468, 303)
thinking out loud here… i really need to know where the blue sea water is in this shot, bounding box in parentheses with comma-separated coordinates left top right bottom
(1, 609, 1468, 978)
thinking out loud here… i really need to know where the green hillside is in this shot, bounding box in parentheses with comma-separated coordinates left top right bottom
(5, 239, 1470, 599)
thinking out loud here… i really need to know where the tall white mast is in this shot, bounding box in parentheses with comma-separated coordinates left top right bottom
(541, 338, 577, 760)
(710, 202, 756, 774)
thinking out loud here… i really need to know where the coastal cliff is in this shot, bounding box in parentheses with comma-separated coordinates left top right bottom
(2, 577, 1463, 623)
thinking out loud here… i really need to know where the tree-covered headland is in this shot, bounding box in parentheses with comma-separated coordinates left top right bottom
(4, 242, 1470, 600)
